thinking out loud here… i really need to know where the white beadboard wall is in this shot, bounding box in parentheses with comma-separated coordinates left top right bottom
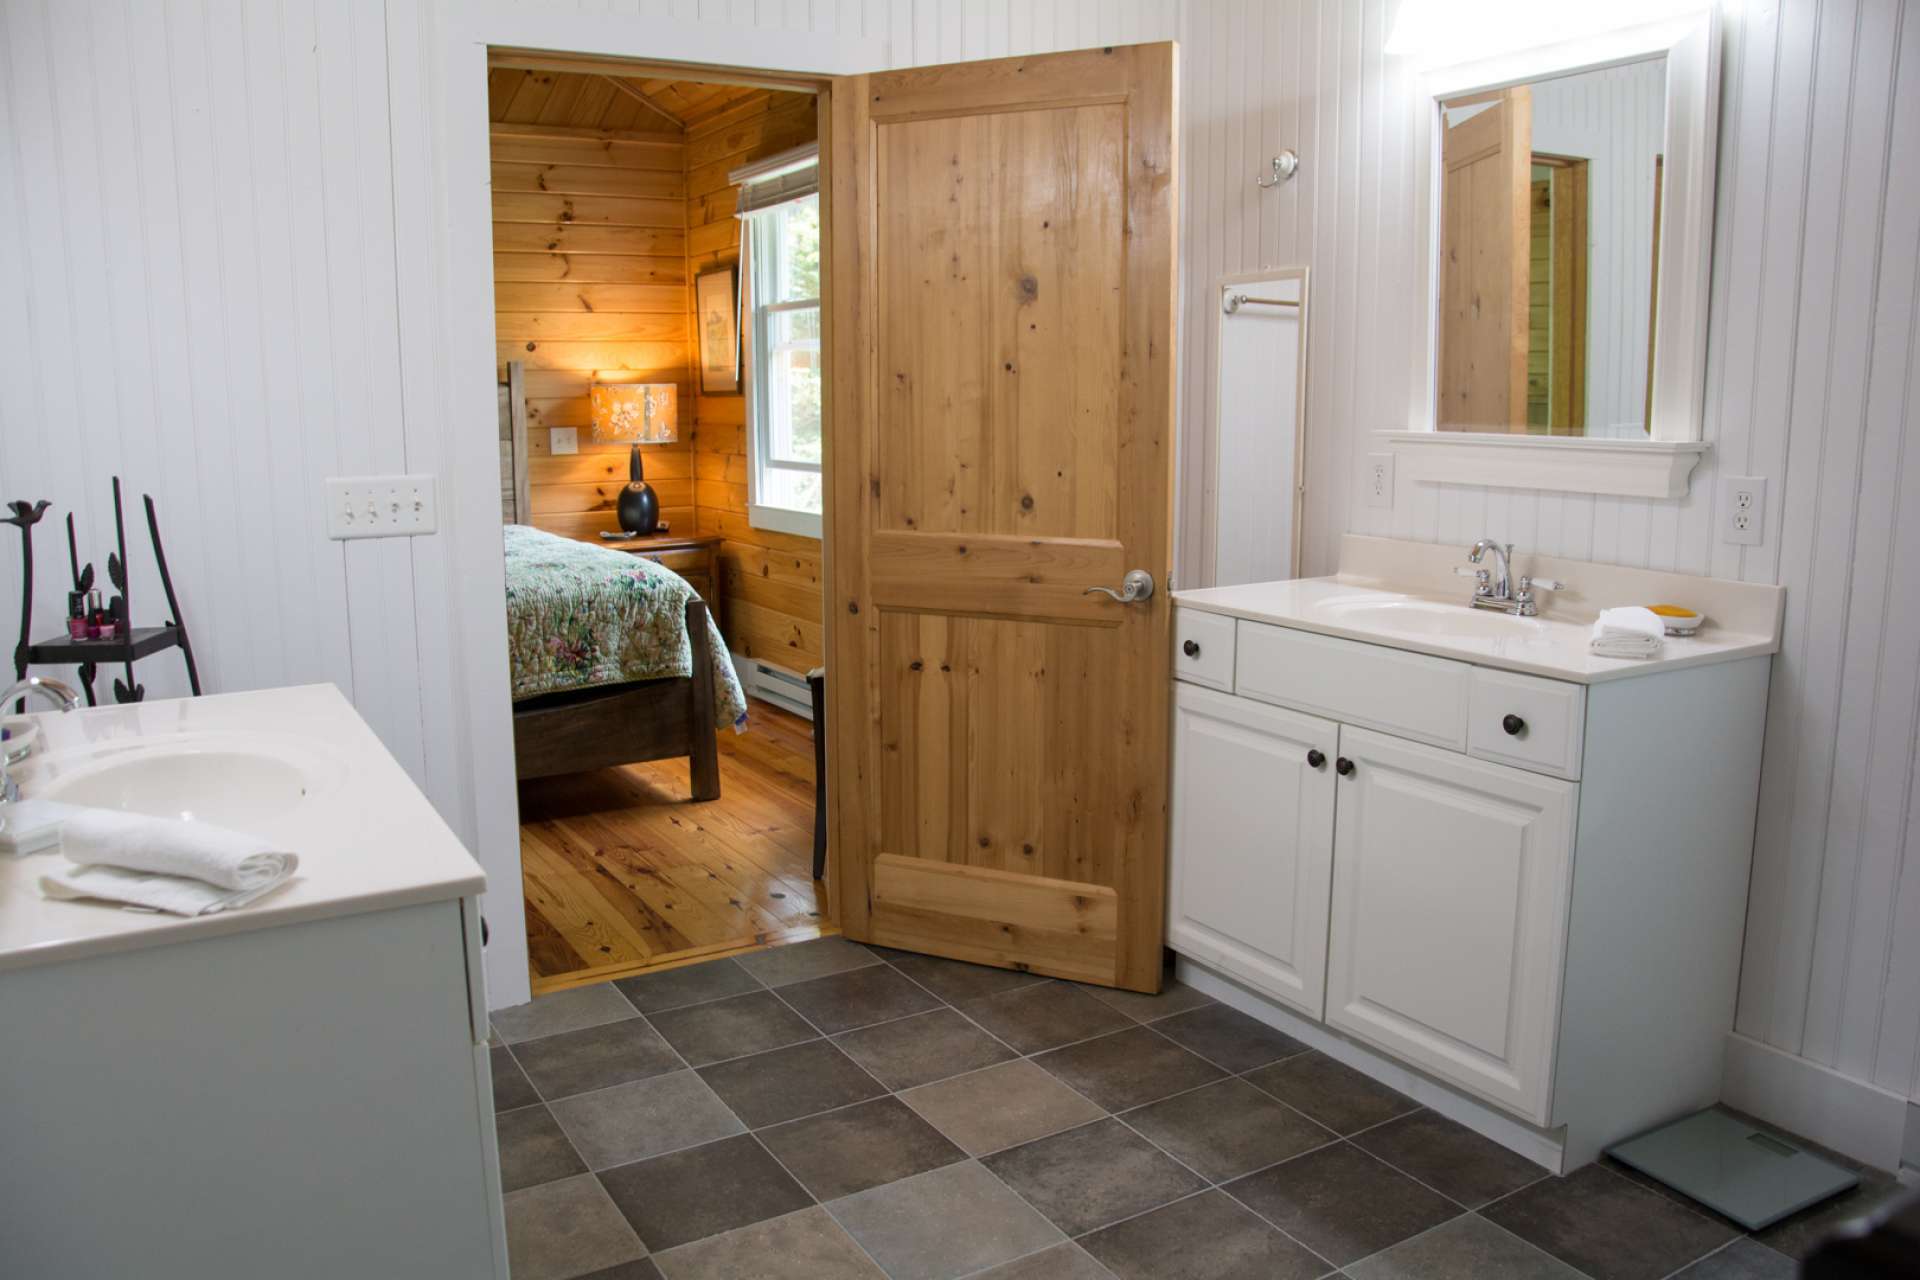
(1173, 0, 1920, 1119)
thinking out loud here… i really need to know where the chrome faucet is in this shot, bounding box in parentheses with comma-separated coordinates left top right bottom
(1462, 541, 1563, 618)
(0, 676, 81, 805)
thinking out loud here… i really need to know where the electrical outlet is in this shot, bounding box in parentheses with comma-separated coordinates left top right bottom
(1721, 474, 1766, 546)
(324, 474, 438, 540)
(549, 427, 579, 455)
(1365, 453, 1395, 508)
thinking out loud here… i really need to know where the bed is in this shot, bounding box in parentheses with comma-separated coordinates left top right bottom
(499, 364, 747, 791)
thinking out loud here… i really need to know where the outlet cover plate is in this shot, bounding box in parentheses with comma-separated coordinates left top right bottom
(549, 427, 579, 455)
(325, 474, 438, 540)
(1721, 474, 1766, 546)
(1365, 453, 1395, 508)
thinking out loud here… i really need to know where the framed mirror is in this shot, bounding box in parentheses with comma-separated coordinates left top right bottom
(1385, 6, 1721, 497)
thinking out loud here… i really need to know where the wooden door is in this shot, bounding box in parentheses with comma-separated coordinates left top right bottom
(1438, 87, 1532, 432)
(1168, 685, 1336, 1018)
(826, 45, 1177, 992)
(1324, 727, 1576, 1122)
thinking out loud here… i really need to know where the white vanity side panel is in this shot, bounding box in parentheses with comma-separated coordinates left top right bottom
(0, 900, 502, 1280)
(1550, 655, 1772, 1167)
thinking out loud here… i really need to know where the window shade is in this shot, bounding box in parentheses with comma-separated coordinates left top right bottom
(731, 143, 819, 215)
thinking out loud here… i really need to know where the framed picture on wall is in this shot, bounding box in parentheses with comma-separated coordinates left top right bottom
(696, 266, 740, 395)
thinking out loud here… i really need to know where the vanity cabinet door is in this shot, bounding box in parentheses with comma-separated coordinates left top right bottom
(1168, 684, 1338, 1019)
(1325, 727, 1575, 1123)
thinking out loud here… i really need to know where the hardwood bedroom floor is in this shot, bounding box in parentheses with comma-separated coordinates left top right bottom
(518, 699, 826, 994)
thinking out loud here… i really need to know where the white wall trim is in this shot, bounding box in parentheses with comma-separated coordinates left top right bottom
(1722, 1032, 1911, 1172)
(1378, 431, 1710, 498)
(747, 503, 823, 541)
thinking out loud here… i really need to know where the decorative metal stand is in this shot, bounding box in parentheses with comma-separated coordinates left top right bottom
(9, 478, 200, 707)
(4, 500, 50, 714)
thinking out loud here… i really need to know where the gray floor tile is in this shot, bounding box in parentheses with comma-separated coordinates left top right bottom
(873, 947, 1052, 1004)
(549, 1070, 744, 1170)
(1224, 1141, 1461, 1267)
(1668, 1237, 1798, 1279)
(956, 981, 1134, 1054)
(1032, 1025, 1225, 1112)
(1352, 1109, 1547, 1208)
(648, 990, 817, 1067)
(758, 1096, 966, 1200)
(492, 1044, 540, 1112)
(736, 936, 881, 988)
(615, 957, 763, 1014)
(599, 1134, 813, 1253)
(1243, 1051, 1420, 1135)
(1081, 1189, 1331, 1280)
(505, 1173, 647, 1280)
(1121, 1076, 1337, 1181)
(492, 984, 638, 1044)
(983, 1118, 1207, 1236)
(652, 1207, 886, 1280)
(514, 1017, 686, 1101)
(697, 1038, 888, 1129)
(969, 1242, 1116, 1279)
(497, 1103, 589, 1193)
(900, 1058, 1106, 1157)
(829, 1160, 1064, 1280)
(1080, 978, 1215, 1024)
(1346, 1214, 1584, 1279)
(833, 1007, 1017, 1090)
(574, 1263, 664, 1280)
(1151, 1003, 1311, 1073)
(1482, 1164, 1737, 1280)
(775, 963, 943, 1034)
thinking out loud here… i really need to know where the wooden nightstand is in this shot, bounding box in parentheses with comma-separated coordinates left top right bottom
(600, 532, 725, 636)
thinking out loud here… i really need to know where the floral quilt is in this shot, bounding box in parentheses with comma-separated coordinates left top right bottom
(503, 524, 747, 730)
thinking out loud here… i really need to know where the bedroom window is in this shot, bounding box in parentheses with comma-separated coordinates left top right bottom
(740, 154, 822, 540)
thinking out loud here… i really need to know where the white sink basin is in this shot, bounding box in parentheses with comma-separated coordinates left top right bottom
(29, 735, 343, 829)
(1317, 595, 1554, 642)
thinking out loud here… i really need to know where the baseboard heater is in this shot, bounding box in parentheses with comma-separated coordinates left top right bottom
(743, 656, 814, 721)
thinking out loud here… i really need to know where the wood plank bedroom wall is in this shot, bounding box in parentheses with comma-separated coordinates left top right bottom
(686, 90, 823, 675)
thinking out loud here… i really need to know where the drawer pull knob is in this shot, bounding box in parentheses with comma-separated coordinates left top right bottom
(1182, 639, 1201, 658)
(1502, 713, 1527, 737)
(1335, 756, 1355, 777)
(1307, 748, 1326, 769)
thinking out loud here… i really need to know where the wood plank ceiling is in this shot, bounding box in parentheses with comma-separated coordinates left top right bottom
(487, 67, 765, 132)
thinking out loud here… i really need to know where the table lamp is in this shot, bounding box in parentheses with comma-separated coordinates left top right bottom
(590, 381, 679, 535)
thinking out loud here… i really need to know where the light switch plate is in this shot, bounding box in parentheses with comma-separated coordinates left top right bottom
(549, 427, 579, 455)
(324, 474, 438, 540)
(1365, 453, 1395, 508)
(1721, 474, 1766, 546)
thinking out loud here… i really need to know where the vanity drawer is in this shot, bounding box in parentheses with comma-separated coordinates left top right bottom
(1234, 623, 1470, 750)
(1173, 607, 1236, 692)
(1467, 668, 1586, 780)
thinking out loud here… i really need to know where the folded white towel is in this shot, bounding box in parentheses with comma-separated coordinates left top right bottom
(1590, 606, 1666, 660)
(39, 810, 298, 916)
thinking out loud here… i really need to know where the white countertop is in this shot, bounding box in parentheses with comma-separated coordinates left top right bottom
(0, 684, 485, 973)
(1174, 576, 1781, 684)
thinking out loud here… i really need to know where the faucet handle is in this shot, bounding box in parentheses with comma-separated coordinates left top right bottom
(1453, 566, 1492, 595)
(1520, 575, 1564, 593)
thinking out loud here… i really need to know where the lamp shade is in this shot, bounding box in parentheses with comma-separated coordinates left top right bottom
(590, 382, 679, 444)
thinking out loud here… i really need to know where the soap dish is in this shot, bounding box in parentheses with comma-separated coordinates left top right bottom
(1648, 605, 1705, 636)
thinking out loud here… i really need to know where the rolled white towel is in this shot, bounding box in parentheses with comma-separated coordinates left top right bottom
(1590, 606, 1666, 660)
(39, 810, 298, 916)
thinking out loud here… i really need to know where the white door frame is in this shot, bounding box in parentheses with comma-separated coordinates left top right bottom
(428, 2, 885, 1009)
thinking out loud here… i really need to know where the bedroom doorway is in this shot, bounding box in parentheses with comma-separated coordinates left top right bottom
(487, 52, 833, 995)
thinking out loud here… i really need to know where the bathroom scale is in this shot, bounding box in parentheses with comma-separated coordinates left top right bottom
(1606, 1107, 1858, 1231)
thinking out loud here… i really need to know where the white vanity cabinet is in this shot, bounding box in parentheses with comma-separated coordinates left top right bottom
(1168, 585, 1776, 1171)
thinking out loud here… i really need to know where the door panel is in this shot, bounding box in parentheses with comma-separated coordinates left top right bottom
(1168, 685, 1337, 1018)
(1325, 727, 1575, 1122)
(1438, 87, 1532, 432)
(829, 45, 1177, 992)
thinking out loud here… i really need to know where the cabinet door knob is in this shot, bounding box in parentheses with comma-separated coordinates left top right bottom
(1502, 713, 1526, 736)
(1306, 748, 1326, 769)
(1335, 756, 1355, 777)
(1183, 639, 1201, 658)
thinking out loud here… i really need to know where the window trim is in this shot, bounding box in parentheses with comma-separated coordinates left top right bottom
(741, 190, 823, 541)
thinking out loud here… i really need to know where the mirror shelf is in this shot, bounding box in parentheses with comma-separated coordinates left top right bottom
(1378, 431, 1708, 500)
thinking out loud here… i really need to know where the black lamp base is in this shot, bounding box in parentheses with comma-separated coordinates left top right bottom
(616, 444, 661, 534)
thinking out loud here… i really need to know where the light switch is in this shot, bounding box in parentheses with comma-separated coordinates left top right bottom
(324, 474, 438, 540)
(550, 427, 579, 455)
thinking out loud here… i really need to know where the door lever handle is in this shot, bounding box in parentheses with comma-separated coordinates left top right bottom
(1084, 569, 1156, 604)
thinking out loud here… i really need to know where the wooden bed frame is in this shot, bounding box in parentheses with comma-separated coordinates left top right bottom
(500, 361, 722, 797)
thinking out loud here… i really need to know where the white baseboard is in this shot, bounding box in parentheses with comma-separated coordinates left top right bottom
(1721, 1032, 1911, 1172)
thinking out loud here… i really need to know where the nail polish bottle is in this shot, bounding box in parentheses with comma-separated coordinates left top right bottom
(67, 592, 88, 641)
(85, 589, 104, 640)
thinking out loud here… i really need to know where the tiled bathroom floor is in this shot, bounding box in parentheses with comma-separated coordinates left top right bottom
(489, 937, 1899, 1280)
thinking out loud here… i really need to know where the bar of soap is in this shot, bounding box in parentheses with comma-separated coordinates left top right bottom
(0, 798, 89, 855)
